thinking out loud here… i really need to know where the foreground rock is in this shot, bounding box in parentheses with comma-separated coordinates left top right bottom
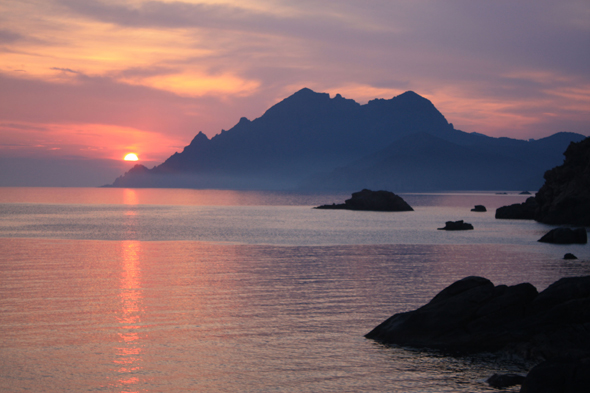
(366, 276, 590, 392)
(495, 197, 539, 219)
(471, 205, 486, 212)
(520, 357, 590, 393)
(365, 276, 590, 359)
(315, 189, 413, 212)
(487, 373, 525, 389)
(437, 220, 473, 230)
(538, 227, 587, 244)
(535, 137, 590, 226)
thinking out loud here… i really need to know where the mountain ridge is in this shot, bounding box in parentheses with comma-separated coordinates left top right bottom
(109, 88, 585, 191)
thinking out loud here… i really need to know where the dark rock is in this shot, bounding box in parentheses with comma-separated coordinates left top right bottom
(538, 228, 587, 244)
(315, 189, 413, 212)
(520, 191, 532, 195)
(471, 205, 487, 212)
(495, 197, 539, 220)
(564, 253, 578, 260)
(520, 357, 590, 393)
(535, 137, 590, 226)
(437, 220, 474, 230)
(487, 373, 525, 389)
(365, 276, 590, 359)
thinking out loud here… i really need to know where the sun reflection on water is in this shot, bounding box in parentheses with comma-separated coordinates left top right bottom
(113, 240, 144, 393)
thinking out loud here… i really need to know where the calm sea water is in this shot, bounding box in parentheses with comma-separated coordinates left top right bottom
(1, 187, 588, 392)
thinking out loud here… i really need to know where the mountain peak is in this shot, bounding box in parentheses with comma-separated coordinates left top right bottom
(190, 131, 209, 144)
(396, 90, 426, 100)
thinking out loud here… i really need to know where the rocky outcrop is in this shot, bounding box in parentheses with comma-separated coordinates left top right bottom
(487, 374, 526, 389)
(437, 220, 474, 230)
(520, 357, 590, 393)
(495, 197, 539, 219)
(538, 227, 587, 244)
(365, 276, 590, 359)
(535, 137, 590, 226)
(564, 253, 577, 260)
(315, 189, 413, 212)
(471, 205, 486, 212)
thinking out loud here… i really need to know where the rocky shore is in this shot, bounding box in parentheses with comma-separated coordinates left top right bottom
(496, 137, 590, 226)
(366, 276, 590, 392)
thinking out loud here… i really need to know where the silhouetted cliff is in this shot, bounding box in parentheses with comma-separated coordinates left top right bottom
(535, 137, 590, 225)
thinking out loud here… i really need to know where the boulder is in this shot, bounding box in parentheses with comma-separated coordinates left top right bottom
(315, 189, 413, 212)
(437, 220, 474, 230)
(520, 357, 590, 393)
(495, 197, 539, 220)
(535, 137, 590, 226)
(471, 205, 486, 212)
(564, 253, 578, 260)
(365, 276, 590, 359)
(486, 373, 525, 389)
(538, 228, 587, 244)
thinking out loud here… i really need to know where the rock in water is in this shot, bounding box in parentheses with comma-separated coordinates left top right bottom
(315, 189, 413, 212)
(520, 358, 590, 393)
(538, 227, 587, 244)
(365, 276, 590, 358)
(486, 373, 525, 389)
(564, 253, 578, 260)
(471, 205, 486, 212)
(495, 197, 538, 219)
(437, 220, 474, 230)
(535, 137, 590, 226)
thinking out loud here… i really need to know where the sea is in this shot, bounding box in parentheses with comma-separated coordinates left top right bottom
(1, 187, 588, 393)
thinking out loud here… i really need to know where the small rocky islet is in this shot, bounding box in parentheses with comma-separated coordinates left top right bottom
(315, 189, 413, 212)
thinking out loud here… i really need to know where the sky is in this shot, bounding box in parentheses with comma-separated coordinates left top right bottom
(1, 0, 589, 186)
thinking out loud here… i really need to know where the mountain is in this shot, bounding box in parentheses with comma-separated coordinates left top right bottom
(306, 132, 584, 191)
(109, 88, 585, 191)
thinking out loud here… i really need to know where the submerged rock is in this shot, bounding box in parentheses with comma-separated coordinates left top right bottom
(315, 189, 413, 212)
(437, 220, 473, 230)
(538, 227, 587, 244)
(495, 197, 539, 220)
(471, 205, 486, 212)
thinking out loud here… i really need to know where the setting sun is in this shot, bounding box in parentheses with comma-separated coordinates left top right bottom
(124, 153, 139, 161)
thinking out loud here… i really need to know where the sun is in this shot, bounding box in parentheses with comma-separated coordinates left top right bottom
(124, 153, 139, 161)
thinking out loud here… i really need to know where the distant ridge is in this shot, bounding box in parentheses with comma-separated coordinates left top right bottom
(109, 88, 585, 191)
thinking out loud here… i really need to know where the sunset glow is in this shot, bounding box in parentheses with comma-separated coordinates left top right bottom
(0, 0, 588, 186)
(124, 153, 139, 161)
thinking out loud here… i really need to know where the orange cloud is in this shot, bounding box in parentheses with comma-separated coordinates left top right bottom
(121, 71, 260, 97)
(0, 121, 186, 162)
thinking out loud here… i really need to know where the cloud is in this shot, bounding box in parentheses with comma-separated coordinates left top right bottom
(0, 29, 23, 44)
(0, 0, 588, 173)
(50, 67, 80, 74)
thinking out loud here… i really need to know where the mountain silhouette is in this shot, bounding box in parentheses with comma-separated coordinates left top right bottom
(109, 88, 585, 191)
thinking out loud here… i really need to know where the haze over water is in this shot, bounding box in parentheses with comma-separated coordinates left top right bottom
(1, 188, 588, 392)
